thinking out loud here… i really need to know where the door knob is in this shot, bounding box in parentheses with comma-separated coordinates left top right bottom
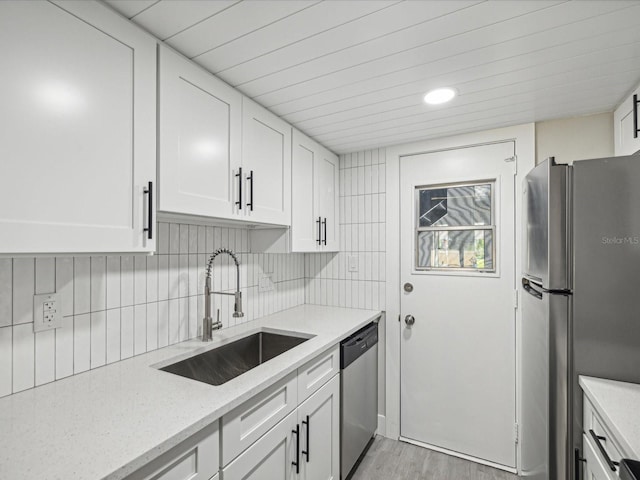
(404, 315, 415, 326)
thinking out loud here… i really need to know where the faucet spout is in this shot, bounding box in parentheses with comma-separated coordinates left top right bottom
(202, 248, 244, 341)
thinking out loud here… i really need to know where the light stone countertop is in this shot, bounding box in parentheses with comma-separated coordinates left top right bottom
(579, 375, 640, 459)
(0, 305, 382, 480)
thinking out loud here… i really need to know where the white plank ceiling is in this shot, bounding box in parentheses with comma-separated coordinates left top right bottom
(106, 0, 640, 154)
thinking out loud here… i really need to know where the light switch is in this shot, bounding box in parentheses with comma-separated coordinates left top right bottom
(348, 255, 359, 272)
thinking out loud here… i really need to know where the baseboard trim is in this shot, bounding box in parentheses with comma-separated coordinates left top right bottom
(398, 436, 517, 474)
(376, 414, 386, 437)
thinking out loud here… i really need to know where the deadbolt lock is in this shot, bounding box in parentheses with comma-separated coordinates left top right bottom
(403, 282, 414, 293)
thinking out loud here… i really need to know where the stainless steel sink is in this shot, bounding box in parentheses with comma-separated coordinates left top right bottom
(159, 331, 310, 386)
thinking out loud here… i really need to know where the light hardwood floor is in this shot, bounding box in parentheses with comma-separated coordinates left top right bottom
(350, 436, 519, 480)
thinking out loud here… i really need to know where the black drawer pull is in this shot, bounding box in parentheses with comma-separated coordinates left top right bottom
(322, 218, 327, 245)
(316, 217, 322, 245)
(292, 424, 300, 473)
(302, 415, 310, 462)
(235, 167, 243, 210)
(589, 429, 619, 472)
(143, 181, 153, 240)
(246, 170, 254, 211)
(634, 94, 639, 139)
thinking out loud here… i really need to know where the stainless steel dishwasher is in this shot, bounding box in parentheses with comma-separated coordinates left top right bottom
(340, 321, 378, 479)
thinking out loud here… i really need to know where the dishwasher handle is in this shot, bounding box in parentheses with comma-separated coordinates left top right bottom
(341, 323, 378, 369)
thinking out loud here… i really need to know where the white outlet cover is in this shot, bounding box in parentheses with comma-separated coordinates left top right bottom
(348, 255, 359, 272)
(33, 292, 63, 333)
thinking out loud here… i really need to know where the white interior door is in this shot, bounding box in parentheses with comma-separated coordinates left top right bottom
(400, 142, 517, 469)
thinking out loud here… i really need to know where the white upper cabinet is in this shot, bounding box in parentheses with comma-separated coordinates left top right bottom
(241, 98, 292, 225)
(291, 130, 339, 252)
(614, 83, 640, 156)
(158, 45, 242, 220)
(0, 0, 156, 254)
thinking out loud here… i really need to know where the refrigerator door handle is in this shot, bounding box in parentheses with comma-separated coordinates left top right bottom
(522, 278, 543, 299)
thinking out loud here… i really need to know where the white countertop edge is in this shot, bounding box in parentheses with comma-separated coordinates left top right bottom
(0, 305, 382, 480)
(579, 375, 640, 460)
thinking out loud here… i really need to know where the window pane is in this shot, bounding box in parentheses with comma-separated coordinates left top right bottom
(417, 229, 494, 270)
(419, 184, 491, 227)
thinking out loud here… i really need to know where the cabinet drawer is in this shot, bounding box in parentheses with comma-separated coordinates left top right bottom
(583, 396, 624, 467)
(584, 433, 617, 480)
(126, 421, 219, 480)
(222, 371, 298, 466)
(297, 345, 339, 403)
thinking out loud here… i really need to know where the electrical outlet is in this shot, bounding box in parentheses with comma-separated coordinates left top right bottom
(33, 293, 62, 333)
(259, 275, 275, 292)
(348, 255, 359, 272)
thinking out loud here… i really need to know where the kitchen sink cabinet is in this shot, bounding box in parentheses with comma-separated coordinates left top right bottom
(222, 375, 340, 480)
(291, 129, 339, 252)
(241, 98, 292, 226)
(158, 46, 242, 221)
(614, 83, 640, 156)
(0, 0, 156, 254)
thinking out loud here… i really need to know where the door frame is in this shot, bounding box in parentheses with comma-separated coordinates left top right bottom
(383, 124, 535, 473)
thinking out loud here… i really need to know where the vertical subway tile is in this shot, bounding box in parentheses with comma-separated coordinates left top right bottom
(357, 166, 365, 195)
(197, 226, 206, 254)
(206, 226, 214, 253)
(73, 313, 90, 374)
(146, 255, 158, 303)
(188, 225, 198, 254)
(12, 323, 34, 392)
(169, 223, 180, 254)
(35, 329, 55, 386)
(357, 151, 365, 167)
(179, 224, 189, 254)
(364, 150, 372, 166)
(343, 168, 351, 196)
(13, 258, 34, 325)
(371, 164, 379, 194)
(35, 257, 55, 294)
(379, 163, 386, 192)
(157, 255, 169, 301)
(379, 194, 386, 223)
(106, 256, 121, 310)
(168, 298, 179, 345)
(178, 297, 189, 341)
(55, 316, 74, 379)
(106, 308, 121, 364)
(188, 255, 198, 296)
(0, 259, 11, 327)
(56, 257, 74, 317)
(157, 222, 169, 255)
(134, 304, 146, 355)
(168, 254, 180, 300)
(189, 296, 198, 339)
(371, 148, 379, 165)
(120, 256, 134, 307)
(179, 254, 189, 298)
(134, 256, 146, 305)
(90, 256, 106, 312)
(158, 300, 169, 348)
(120, 306, 134, 359)
(364, 165, 372, 194)
(146, 301, 158, 351)
(364, 195, 372, 223)
(90, 311, 106, 369)
(0, 326, 12, 397)
(73, 257, 90, 315)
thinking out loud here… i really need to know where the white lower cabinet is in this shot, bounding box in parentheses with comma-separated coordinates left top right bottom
(223, 374, 340, 480)
(582, 393, 625, 480)
(583, 433, 615, 480)
(126, 422, 219, 480)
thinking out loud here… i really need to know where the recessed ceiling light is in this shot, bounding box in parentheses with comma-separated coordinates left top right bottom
(423, 87, 456, 105)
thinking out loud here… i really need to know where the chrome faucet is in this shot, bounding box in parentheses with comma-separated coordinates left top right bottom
(203, 248, 244, 341)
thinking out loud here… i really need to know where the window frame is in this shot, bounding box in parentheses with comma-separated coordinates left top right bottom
(414, 179, 497, 274)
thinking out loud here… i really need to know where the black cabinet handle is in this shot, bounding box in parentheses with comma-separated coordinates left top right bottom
(247, 170, 254, 211)
(574, 448, 586, 480)
(589, 429, 619, 472)
(316, 217, 322, 245)
(634, 94, 639, 139)
(322, 218, 327, 245)
(292, 424, 300, 473)
(302, 415, 310, 462)
(235, 167, 243, 210)
(143, 181, 153, 240)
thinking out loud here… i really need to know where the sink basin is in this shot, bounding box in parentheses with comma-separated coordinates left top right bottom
(160, 331, 310, 386)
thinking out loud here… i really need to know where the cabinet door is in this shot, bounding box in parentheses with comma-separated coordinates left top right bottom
(316, 148, 340, 252)
(242, 98, 291, 225)
(298, 374, 340, 480)
(291, 130, 320, 252)
(614, 86, 640, 156)
(0, 0, 156, 253)
(223, 410, 297, 480)
(158, 46, 242, 220)
(582, 433, 616, 480)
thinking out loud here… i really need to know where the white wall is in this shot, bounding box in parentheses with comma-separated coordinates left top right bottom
(0, 222, 305, 398)
(535, 112, 613, 164)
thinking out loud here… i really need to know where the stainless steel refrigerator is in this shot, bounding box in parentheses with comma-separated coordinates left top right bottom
(521, 155, 640, 480)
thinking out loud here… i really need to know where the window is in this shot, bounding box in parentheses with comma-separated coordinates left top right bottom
(415, 181, 495, 272)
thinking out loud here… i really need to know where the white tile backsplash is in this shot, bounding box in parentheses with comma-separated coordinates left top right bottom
(0, 221, 306, 398)
(306, 147, 387, 312)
